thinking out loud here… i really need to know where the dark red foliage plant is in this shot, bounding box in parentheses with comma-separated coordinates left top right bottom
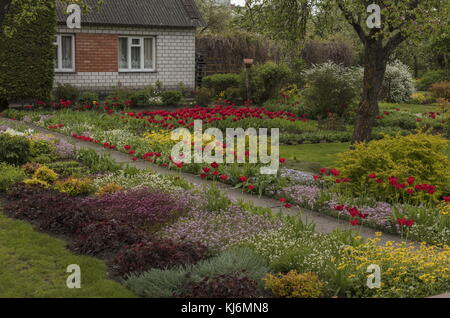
(175, 274, 261, 298)
(5, 184, 104, 234)
(70, 219, 149, 256)
(81, 188, 191, 231)
(112, 239, 209, 277)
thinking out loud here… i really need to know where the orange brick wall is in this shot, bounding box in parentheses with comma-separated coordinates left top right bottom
(75, 33, 118, 72)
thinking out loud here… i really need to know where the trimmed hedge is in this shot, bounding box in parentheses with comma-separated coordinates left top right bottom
(202, 74, 241, 93)
(0, 0, 56, 103)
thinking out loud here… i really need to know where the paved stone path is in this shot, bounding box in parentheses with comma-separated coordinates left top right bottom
(1, 118, 403, 242)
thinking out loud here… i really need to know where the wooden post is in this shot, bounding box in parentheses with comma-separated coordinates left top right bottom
(243, 58, 254, 101)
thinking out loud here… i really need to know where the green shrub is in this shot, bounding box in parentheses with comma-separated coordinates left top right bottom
(53, 83, 80, 102)
(202, 74, 241, 94)
(374, 112, 418, 130)
(417, 70, 448, 91)
(76, 148, 121, 173)
(205, 184, 231, 212)
(248, 62, 291, 103)
(0, 0, 55, 102)
(302, 62, 360, 119)
(161, 90, 182, 106)
(381, 60, 415, 103)
(338, 133, 450, 201)
(29, 139, 57, 162)
(129, 86, 161, 107)
(195, 87, 214, 106)
(0, 163, 26, 192)
(0, 134, 31, 165)
(124, 248, 269, 298)
(47, 161, 89, 178)
(105, 87, 134, 107)
(78, 92, 99, 105)
(430, 81, 450, 99)
(444, 121, 450, 138)
(224, 87, 242, 102)
(129, 91, 149, 107)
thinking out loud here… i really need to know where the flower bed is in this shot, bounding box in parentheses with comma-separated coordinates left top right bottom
(0, 125, 449, 298)
(1, 108, 450, 245)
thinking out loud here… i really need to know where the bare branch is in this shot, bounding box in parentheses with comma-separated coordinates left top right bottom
(383, 32, 405, 56)
(337, 1, 367, 45)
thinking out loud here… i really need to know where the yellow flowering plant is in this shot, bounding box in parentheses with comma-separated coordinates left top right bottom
(263, 271, 325, 298)
(337, 237, 450, 298)
(54, 177, 96, 196)
(32, 166, 58, 184)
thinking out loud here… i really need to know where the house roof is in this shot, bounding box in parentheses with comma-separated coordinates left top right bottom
(56, 0, 205, 28)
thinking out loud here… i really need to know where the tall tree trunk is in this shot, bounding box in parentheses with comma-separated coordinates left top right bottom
(0, 0, 11, 27)
(414, 55, 419, 79)
(352, 40, 388, 143)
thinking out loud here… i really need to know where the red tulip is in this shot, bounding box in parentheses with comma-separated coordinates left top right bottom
(175, 162, 184, 168)
(330, 168, 341, 176)
(397, 218, 414, 227)
(211, 162, 219, 169)
(239, 176, 248, 183)
(348, 207, 360, 217)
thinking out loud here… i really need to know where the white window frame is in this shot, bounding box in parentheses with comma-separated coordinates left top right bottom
(54, 34, 75, 72)
(118, 36, 156, 72)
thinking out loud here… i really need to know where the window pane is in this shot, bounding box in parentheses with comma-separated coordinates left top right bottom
(54, 41, 59, 69)
(132, 38, 140, 45)
(144, 38, 153, 69)
(61, 36, 73, 69)
(119, 38, 128, 69)
(131, 46, 141, 69)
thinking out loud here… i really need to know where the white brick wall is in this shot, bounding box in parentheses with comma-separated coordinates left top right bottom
(54, 25, 196, 91)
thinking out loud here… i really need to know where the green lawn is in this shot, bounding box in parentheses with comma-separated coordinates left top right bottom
(281, 141, 450, 173)
(0, 211, 135, 298)
(280, 142, 350, 172)
(380, 102, 440, 113)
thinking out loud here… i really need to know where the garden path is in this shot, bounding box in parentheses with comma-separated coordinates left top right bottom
(1, 118, 403, 243)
